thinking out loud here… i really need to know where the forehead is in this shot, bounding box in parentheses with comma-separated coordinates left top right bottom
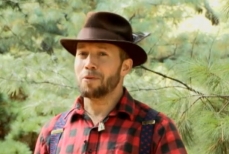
(77, 42, 120, 50)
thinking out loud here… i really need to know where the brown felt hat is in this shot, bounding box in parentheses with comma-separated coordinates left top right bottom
(60, 12, 147, 67)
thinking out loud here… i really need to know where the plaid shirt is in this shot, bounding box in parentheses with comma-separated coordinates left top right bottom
(34, 88, 187, 154)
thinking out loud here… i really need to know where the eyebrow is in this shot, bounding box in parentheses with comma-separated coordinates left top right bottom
(95, 45, 108, 50)
(77, 43, 86, 49)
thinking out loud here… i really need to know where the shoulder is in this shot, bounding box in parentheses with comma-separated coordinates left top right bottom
(153, 112, 184, 145)
(155, 112, 177, 132)
(34, 113, 64, 153)
(133, 99, 152, 112)
(133, 99, 178, 133)
(131, 99, 187, 152)
(39, 113, 63, 142)
(132, 99, 160, 124)
(152, 113, 187, 153)
(133, 99, 175, 125)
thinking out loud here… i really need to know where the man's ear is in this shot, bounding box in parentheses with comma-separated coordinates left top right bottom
(121, 59, 133, 76)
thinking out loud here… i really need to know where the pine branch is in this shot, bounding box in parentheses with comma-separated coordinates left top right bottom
(139, 66, 229, 114)
(0, 77, 76, 89)
(180, 96, 202, 116)
(204, 0, 220, 25)
(7, 25, 32, 52)
(147, 30, 166, 55)
(128, 13, 135, 22)
(208, 30, 220, 62)
(218, 101, 229, 114)
(49, 70, 73, 85)
(190, 31, 199, 57)
(129, 86, 187, 92)
(30, 80, 76, 89)
(181, 95, 229, 116)
(139, 66, 204, 95)
(182, 96, 203, 116)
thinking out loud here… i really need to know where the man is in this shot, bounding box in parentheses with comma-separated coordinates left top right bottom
(34, 12, 187, 154)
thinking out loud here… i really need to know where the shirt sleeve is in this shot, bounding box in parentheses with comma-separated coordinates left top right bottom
(34, 114, 61, 154)
(152, 113, 188, 154)
(34, 125, 49, 154)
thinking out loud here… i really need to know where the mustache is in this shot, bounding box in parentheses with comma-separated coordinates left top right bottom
(81, 70, 103, 78)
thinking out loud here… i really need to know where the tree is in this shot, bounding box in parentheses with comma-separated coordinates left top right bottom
(0, 0, 228, 153)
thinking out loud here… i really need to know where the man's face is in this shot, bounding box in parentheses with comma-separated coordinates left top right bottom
(75, 42, 129, 98)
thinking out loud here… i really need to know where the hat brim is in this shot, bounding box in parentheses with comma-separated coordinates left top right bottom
(60, 38, 147, 67)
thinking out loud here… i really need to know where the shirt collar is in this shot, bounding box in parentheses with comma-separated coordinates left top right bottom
(65, 87, 135, 121)
(63, 97, 84, 119)
(110, 87, 135, 120)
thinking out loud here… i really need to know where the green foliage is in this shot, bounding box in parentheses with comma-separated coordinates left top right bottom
(0, 139, 31, 154)
(0, 0, 229, 153)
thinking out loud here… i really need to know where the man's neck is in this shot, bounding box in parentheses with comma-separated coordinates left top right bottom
(83, 86, 123, 125)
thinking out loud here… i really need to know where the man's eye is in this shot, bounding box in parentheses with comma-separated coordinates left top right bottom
(98, 52, 107, 56)
(77, 52, 87, 56)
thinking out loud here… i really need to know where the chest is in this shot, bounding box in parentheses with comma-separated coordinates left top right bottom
(56, 117, 142, 154)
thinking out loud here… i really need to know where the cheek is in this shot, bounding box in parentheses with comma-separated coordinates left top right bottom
(74, 60, 83, 78)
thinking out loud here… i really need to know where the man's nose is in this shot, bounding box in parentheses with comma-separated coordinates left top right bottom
(85, 54, 98, 70)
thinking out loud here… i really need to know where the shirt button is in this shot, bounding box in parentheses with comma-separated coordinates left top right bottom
(88, 149, 93, 153)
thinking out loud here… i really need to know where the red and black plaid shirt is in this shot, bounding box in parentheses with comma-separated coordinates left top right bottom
(34, 88, 187, 154)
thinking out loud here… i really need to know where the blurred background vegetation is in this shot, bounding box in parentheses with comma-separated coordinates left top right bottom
(0, 0, 229, 153)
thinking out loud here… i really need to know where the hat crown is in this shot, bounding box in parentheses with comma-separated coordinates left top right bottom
(83, 12, 133, 42)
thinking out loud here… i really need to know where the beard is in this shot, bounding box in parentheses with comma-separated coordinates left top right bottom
(78, 65, 122, 98)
